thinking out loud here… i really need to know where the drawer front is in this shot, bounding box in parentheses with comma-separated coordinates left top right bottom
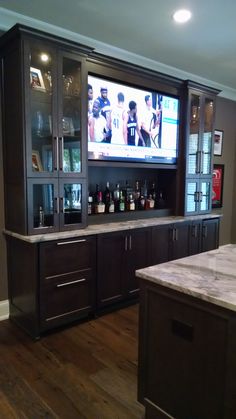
(40, 269, 95, 329)
(40, 235, 96, 277)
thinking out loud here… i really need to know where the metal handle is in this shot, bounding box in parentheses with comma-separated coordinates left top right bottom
(194, 191, 198, 202)
(202, 225, 207, 238)
(192, 224, 198, 238)
(57, 278, 86, 287)
(54, 136, 59, 171)
(59, 136, 64, 171)
(129, 235, 132, 250)
(199, 191, 203, 202)
(125, 236, 128, 251)
(175, 228, 178, 241)
(196, 151, 201, 174)
(60, 196, 64, 213)
(172, 228, 175, 242)
(57, 239, 86, 245)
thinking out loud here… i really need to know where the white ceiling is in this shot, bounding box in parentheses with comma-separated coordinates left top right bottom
(1, 1, 236, 99)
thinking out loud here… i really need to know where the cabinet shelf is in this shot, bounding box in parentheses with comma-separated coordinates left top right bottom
(88, 208, 173, 225)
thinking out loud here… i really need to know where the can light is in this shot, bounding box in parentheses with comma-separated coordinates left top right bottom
(40, 53, 49, 62)
(173, 9, 192, 24)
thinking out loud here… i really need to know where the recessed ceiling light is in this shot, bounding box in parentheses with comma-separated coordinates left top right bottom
(173, 9, 192, 23)
(41, 53, 49, 62)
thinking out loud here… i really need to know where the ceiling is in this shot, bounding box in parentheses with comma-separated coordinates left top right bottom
(1, 1, 236, 99)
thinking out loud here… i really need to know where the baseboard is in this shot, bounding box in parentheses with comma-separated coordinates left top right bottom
(0, 300, 9, 320)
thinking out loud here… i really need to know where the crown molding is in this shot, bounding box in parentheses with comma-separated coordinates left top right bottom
(0, 7, 236, 101)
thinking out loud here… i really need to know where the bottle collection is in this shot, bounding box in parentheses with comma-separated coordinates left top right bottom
(88, 180, 165, 215)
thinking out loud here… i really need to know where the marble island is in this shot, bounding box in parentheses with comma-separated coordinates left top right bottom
(137, 244, 236, 419)
(136, 244, 236, 312)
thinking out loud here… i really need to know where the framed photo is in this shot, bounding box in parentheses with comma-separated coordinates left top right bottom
(62, 117, 75, 136)
(212, 164, 224, 208)
(214, 129, 223, 156)
(30, 67, 46, 91)
(32, 150, 43, 172)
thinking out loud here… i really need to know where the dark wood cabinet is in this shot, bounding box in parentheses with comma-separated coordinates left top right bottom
(201, 218, 219, 252)
(97, 228, 150, 309)
(138, 281, 232, 419)
(1, 24, 90, 235)
(189, 219, 202, 255)
(6, 234, 96, 338)
(151, 221, 191, 265)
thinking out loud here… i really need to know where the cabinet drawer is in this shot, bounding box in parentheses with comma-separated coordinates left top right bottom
(40, 269, 95, 329)
(39, 235, 96, 276)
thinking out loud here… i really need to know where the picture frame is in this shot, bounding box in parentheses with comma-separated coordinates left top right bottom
(213, 129, 224, 156)
(212, 164, 224, 208)
(32, 150, 43, 172)
(62, 117, 75, 136)
(30, 67, 46, 91)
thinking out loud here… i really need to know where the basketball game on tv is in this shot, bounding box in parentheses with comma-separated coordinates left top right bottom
(88, 75, 179, 164)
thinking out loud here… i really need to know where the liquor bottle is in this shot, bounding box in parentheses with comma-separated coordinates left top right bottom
(134, 180, 141, 210)
(107, 193, 115, 213)
(126, 193, 135, 211)
(39, 206, 44, 227)
(118, 190, 125, 212)
(146, 194, 155, 209)
(95, 189, 105, 214)
(103, 181, 111, 209)
(88, 190, 93, 215)
(113, 183, 120, 211)
(139, 194, 146, 210)
(157, 191, 166, 209)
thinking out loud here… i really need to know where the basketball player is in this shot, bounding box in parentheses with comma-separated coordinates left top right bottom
(125, 100, 145, 146)
(110, 92, 127, 144)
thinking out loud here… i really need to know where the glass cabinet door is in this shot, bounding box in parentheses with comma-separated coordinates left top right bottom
(59, 180, 86, 229)
(59, 56, 82, 176)
(187, 94, 200, 176)
(185, 180, 198, 214)
(29, 43, 56, 176)
(28, 179, 59, 233)
(201, 98, 214, 175)
(199, 179, 211, 213)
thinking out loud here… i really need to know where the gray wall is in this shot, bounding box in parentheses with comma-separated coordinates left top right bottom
(213, 97, 236, 245)
(0, 96, 236, 302)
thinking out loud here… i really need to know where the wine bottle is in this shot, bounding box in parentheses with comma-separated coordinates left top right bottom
(118, 190, 125, 212)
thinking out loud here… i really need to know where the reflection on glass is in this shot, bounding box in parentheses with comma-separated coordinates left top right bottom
(63, 183, 82, 225)
(186, 182, 197, 212)
(33, 184, 54, 228)
(200, 181, 210, 212)
(30, 46, 53, 173)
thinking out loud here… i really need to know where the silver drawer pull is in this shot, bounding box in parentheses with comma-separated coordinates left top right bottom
(57, 278, 86, 287)
(57, 239, 86, 245)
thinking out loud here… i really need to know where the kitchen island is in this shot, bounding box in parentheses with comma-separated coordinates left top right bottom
(136, 244, 236, 419)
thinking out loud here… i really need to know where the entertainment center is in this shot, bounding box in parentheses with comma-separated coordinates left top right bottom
(0, 24, 220, 337)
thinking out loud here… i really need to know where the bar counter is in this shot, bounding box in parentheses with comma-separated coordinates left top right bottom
(136, 244, 236, 419)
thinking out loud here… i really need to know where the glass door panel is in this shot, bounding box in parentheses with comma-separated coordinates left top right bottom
(202, 98, 214, 175)
(30, 45, 55, 174)
(186, 181, 198, 213)
(63, 183, 82, 225)
(199, 180, 211, 212)
(187, 94, 200, 175)
(62, 57, 81, 174)
(32, 183, 55, 229)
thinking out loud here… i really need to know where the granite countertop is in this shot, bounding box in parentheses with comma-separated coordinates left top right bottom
(3, 213, 220, 243)
(136, 244, 236, 312)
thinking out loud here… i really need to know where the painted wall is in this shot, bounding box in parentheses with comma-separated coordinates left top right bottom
(213, 97, 236, 245)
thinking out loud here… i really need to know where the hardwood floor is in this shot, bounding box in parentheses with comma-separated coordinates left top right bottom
(0, 304, 145, 419)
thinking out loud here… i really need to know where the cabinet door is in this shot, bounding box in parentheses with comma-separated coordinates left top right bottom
(26, 39, 57, 177)
(201, 218, 219, 252)
(170, 221, 190, 261)
(59, 179, 87, 230)
(126, 228, 150, 299)
(97, 232, 126, 308)
(58, 52, 86, 178)
(186, 93, 201, 177)
(189, 220, 202, 256)
(151, 225, 170, 265)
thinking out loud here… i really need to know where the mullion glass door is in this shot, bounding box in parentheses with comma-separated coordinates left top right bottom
(59, 179, 86, 230)
(28, 42, 57, 176)
(187, 93, 200, 176)
(58, 55, 82, 176)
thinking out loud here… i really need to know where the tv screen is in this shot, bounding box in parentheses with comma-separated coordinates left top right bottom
(88, 75, 179, 164)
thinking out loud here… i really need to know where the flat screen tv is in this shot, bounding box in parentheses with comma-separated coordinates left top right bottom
(88, 75, 179, 165)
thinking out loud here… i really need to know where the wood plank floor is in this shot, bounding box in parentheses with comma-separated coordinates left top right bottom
(0, 304, 145, 419)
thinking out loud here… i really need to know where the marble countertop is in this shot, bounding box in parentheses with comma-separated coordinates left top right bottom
(136, 244, 236, 312)
(3, 213, 221, 243)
